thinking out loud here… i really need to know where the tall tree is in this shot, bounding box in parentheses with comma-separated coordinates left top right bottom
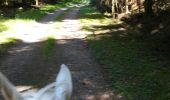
(35, 0, 39, 6)
(125, 0, 130, 13)
(144, 0, 154, 16)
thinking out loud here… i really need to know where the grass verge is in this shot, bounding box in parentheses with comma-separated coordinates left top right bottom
(0, 24, 8, 32)
(43, 37, 56, 59)
(78, 6, 170, 100)
(55, 8, 71, 21)
(16, 4, 67, 21)
(0, 38, 16, 56)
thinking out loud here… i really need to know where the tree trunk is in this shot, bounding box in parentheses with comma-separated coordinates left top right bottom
(112, 0, 117, 18)
(35, 0, 39, 6)
(144, 0, 154, 16)
(112, 0, 119, 18)
(125, 0, 130, 14)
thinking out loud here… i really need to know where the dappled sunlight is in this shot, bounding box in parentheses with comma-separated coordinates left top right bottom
(9, 45, 33, 53)
(66, 3, 85, 8)
(78, 6, 125, 38)
(80, 4, 170, 99)
(0, 4, 124, 100)
(0, 5, 82, 44)
(84, 92, 123, 100)
(82, 78, 94, 86)
(75, 76, 123, 99)
(65, 0, 89, 8)
(81, 23, 127, 37)
(0, 6, 89, 44)
(70, 68, 122, 100)
(56, 39, 68, 44)
(10, 24, 49, 43)
(0, 35, 15, 44)
(56, 15, 87, 39)
(1, 20, 59, 43)
(45, 12, 55, 15)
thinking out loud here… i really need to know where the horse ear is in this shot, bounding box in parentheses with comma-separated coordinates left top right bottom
(0, 72, 23, 100)
(55, 64, 72, 100)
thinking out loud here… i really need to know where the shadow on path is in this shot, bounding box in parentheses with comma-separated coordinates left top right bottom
(0, 7, 123, 100)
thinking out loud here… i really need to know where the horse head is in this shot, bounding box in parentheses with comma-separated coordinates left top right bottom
(0, 64, 72, 100)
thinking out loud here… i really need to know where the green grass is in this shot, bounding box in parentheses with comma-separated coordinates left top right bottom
(0, 16, 17, 54)
(78, 5, 170, 100)
(54, 8, 71, 29)
(0, 16, 9, 32)
(55, 8, 71, 21)
(15, 1, 83, 21)
(16, 4, 67, 21)
(78, 6, 114, 34)
(43, 37, 56, 59)
(0, 23, 8, 32)
(0, 4, 67, 35)
(0, 37, 16, 56)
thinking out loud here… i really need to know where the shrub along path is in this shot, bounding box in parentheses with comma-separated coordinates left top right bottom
(0, 7, 123, 100)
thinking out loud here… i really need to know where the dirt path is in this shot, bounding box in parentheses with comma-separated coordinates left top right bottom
(0, 7, 122, 100)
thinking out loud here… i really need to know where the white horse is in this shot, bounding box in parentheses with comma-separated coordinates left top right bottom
(0, 64, 72, 100)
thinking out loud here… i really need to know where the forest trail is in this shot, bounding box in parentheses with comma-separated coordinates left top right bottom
(0, 7, 122, 100)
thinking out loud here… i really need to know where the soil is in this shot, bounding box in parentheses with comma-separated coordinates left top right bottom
(0, 7, 123, 100)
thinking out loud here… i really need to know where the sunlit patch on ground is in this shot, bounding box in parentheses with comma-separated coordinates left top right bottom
(84, 91, 123, 100)
(0, 5, 124, 100)
(0, 3, 75, 44)
(1, 20, 59, 43)
(57, 19, 86, 39)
